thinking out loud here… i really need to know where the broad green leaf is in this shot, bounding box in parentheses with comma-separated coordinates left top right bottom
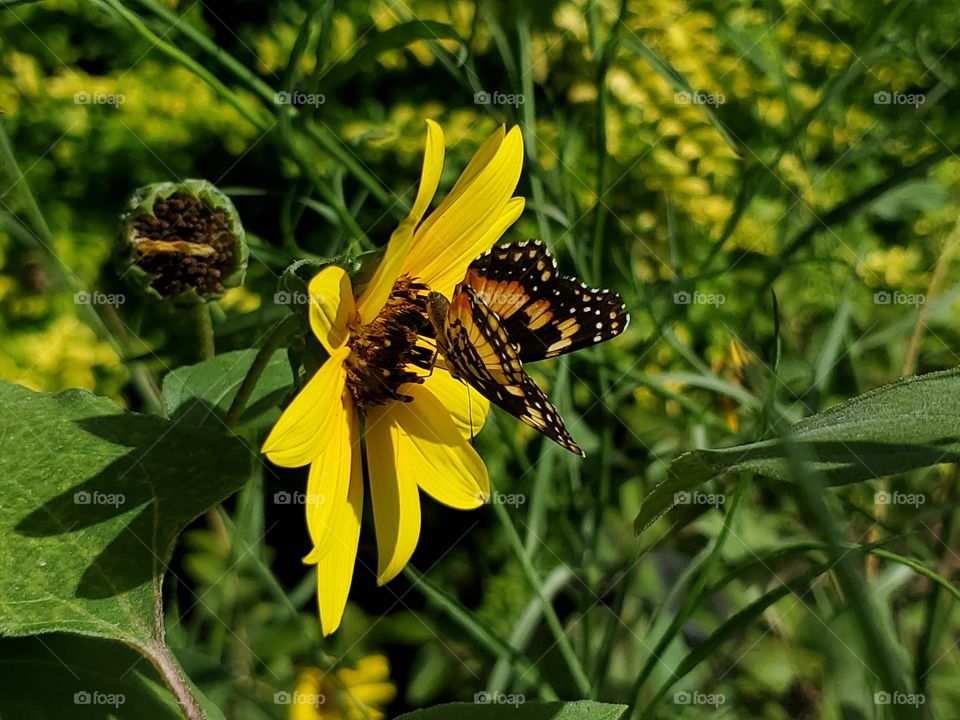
(0, 634, 225, 720)
(396, 700, 628, 720)
(162, 348, 292, 428)
(0, 381, 252, 717)
(635, 369, 960, 532)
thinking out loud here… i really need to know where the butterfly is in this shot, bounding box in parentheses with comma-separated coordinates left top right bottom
(426, 240, 629, 456)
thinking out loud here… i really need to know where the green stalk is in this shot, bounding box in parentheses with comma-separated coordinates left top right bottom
(786, 440, 916, 720)
(626, 472, 751, 713)
(491, 498, 592, 697)
(224, 316, 297, 428)
(402, 565, 559, 699)
(192, 304, 215, 360)
(0, 120, 164, 411)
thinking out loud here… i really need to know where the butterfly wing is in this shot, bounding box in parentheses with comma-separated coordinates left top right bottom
(438, 284, 584, 456)
(464, 240, 629, 362)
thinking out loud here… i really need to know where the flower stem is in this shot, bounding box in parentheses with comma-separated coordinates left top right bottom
(403, 565, 559, 700)
(225, 316, 297, 428)
(136, 639, 205, 720)
(193, 304, 216, 360)
(490, 498, 592, 697)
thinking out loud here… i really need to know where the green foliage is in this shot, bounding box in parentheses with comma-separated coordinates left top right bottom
(3, 0, 960, 718)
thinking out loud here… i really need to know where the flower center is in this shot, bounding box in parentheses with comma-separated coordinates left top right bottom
(345, 275, 435, 408)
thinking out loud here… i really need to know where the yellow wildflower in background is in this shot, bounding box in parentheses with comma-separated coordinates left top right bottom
(290, 654, 397, 720)
(263, 120, 525, 634)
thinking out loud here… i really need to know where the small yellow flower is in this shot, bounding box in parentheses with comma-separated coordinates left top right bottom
(290, 654, 397, 720)
(263, 120, 525, 634)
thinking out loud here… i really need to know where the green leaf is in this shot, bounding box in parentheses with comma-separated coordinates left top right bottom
(635, 369, 960, 532)
(0, 380, 252, 717)
(162, 348, 292, 428)
(321, 21, 463, 88)
(0, 634, 225, 720)
(396, 700, 628, 720)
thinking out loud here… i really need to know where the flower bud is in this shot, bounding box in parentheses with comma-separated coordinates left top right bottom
(118, 180, 247, 304)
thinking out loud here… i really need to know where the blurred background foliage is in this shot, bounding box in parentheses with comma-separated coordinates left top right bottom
(3, 0, 960, 717)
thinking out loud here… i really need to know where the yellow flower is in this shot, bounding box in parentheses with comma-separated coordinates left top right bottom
(290, 654, 397, 720)
(263, 120, 525, 634)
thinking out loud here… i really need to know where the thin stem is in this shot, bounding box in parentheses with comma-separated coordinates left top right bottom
(402, 565, 558, 699)
(136, 640, 204, 720)
(903, 216, 960, 376)
(626, 472, 751, 715)
(225, 317, 297, 428)
(491, 499, 592, 697)
(192, 304, 216, 360)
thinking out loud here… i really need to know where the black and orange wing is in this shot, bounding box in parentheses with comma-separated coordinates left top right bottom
(436, 284, 584, 456)
(464, 240, 628, 362)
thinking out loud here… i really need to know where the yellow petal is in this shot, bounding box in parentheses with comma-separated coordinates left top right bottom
(421, 368, 489, 439)
(403, 126, 524, 295)
(431, 196, 526, 299)
(396, 384, 489, 510)
(290, 668, 327, 720)
(310, 435, 363, 636)
(262, 348, 350, 467)
(347, 681, 397, 710)
(365, 403, 423, 585)
(355, 120, 445, 324)
(309, 267, 356, 353)
(342, 654, 391, 684)
(304, 397, 359, 558)
(438, 125, 506, 208)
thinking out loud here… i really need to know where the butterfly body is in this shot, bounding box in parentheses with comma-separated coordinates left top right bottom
(428, 241, 628, 456)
